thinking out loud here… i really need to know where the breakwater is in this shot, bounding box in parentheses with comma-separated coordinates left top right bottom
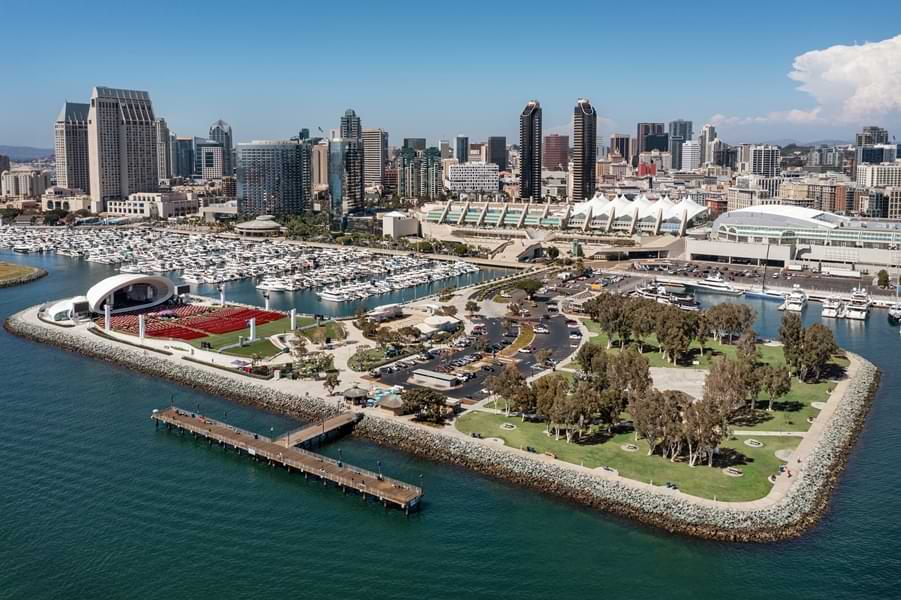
(4, 304, 879, 542)
(0, 265, 47, 288)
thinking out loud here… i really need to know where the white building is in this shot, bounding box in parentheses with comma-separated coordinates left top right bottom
(198, 144, 224, 180)
(362, 128, 387, 187)
(381, 210, 419, 238)
(750, 145, 780, 177)
(681, 141, 700, 171)
(1, 169, 51, 198)
(87, 86, 159, 204)
(857, 162, 901, 187)
(105, 192, 198, 219)
(41, 186, 97, 212)
(446, 161, 499, 194)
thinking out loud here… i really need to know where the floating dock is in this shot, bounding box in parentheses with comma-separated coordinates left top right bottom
(151, 406, 422, 513)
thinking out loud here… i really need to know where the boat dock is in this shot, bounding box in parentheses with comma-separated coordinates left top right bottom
(151, 406, 423, 512)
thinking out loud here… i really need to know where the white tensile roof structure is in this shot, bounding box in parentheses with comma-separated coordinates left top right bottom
(571, 192, 610, 216)
(85, 274, 176, 314)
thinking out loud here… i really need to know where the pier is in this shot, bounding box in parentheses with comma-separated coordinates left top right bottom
(151, 407, 422, 512)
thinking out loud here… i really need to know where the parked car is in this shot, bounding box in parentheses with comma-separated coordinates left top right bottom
(518, 345, 535, 354)
(534, 325, 549, 334)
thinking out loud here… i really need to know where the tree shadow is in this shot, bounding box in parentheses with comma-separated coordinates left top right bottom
(717, 447, 752, 468)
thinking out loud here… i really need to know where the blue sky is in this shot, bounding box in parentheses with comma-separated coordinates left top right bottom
(2, 0, 900, 148)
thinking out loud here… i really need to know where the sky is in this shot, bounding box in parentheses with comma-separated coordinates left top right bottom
(2, 0, 900, 149)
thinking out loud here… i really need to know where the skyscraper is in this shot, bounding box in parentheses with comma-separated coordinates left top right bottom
(402, 138, 426, 152)
(195, 139, 225, 179)
(340, 109, 361, 140)
(571, 98, 597, 202)
(439, 140, 451, 159)
(209, 119, 234, 175)
(681, 141, 700, 171)
(487, 136, 507, 171)
(856, 126, 889, 146)
(87, 86, 158, 203)
(668, 119, 693, 170)
(609, 133, 631, 161)
(328, 138, 364, 222)
(519, 100, 542, 200)
(698, 123, 717, 164)
(454, 135, 469, 164)
(635, 122, 665, 161)
(311, 141, 329, 191)
(236, 140, 312, 215)
(154, 118, 172, 180)
(54, 102, 90, 193)
(174, 137, 194, 178)
(543, 133, 568, 170)
(750, 145, 780, 177)
(362, 128, 388, 187)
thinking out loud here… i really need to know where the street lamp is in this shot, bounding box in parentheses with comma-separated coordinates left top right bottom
(377, 460, 382, 480)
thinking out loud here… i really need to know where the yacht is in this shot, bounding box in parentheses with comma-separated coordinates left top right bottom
(888, 302, 901, 325)
(784, 285, 808, 312)
(821, 298, 845, 319)
(318, 289, 349, 302)
(845, 287, 870, 321)
(692, 273, 743, 296)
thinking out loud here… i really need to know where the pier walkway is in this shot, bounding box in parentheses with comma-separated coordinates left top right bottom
(272, 413, 359, 448)
(151, 407, 422, 512)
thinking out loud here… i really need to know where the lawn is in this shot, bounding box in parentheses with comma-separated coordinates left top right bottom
(582, 318, 845, 432)
(300, 321, 346, 343)
(220, 338, 281, 358)
(189, 316, 314, 352)
(0, 262, 36, 283)
(455, 410, 798, 501)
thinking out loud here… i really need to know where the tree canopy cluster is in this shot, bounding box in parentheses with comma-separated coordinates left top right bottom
(779, 312, 839, 383)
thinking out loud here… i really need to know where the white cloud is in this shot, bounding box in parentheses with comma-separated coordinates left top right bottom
(711, 34, 901, 127)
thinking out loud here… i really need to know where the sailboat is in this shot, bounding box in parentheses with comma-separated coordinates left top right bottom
(889, 283, 901, 325)
(744, 244, 783, 300)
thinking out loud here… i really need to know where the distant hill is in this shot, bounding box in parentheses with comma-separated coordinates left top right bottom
(0, 145, 54, 161)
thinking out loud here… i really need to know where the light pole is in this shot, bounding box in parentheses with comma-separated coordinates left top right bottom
(377, 460, 382, 481)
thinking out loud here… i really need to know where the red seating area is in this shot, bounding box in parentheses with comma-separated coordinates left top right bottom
(181, 308, 284, 335)
(96, 304, 285, 341)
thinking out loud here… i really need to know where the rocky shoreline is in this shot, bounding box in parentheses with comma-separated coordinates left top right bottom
(0, 265, 48, 288)
(4, 306, 880, 542)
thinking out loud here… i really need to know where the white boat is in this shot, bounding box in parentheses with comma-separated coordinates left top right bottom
(784, 285, 808, 312)
(845, 287, 870, 321)
(821, 298, 844, 319)
(692, 273, 743, 296)
(318, 289, 349, 302)
(888, 302, 901, 325)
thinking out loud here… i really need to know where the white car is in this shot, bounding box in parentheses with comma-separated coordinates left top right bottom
(518, 346, 534, 354)
(533, 326, 549, 334)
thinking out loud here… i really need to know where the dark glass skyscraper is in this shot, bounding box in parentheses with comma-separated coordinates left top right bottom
(635, 122, 665, 162)
(236, 140, 312, 216)
(340, 109, 361, 140)
(668, 119, 693, 170)
(572, 98, 597, 201)
(209, 119, 234, 175)
(519, 100, 542, 200)
(487, 136, 507, 171)
(454, 135, 469, 163)
(328, 138, 363, 225)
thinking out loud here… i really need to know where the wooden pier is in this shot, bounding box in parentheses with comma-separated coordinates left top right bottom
(151, 407, 422, 512)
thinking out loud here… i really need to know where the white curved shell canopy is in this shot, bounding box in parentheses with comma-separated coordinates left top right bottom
(85, 274, 175, 314)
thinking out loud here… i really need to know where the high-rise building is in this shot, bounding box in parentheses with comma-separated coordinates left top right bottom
(1, 168, 51, 198)
(856, 126, 889, 147)
(681, 141, 701, 171)
(236, 140, 312, 216)
(87, 86, 158, 203)
(544, 133, 568, 170)
(698, 123, 717, 165)
(196, 140, 225, 180)
(209, 120, 233, 175)
(403, 138, 426, 152)
(54, 102, 91, 193)
(439, 140, 451, 159)
(339, 109, 361, 140)
(635, 122, 664, 160)
(668, 119, 693, 170)
(454, 135, 469, 164)
(571, 98, 597, 201)
(608, 133, 631, 161)
(446, 162, 499, 193)
(328, 138, 364, 221)
(750, 145, 780, 177)
(0, 155, 10, 175)
(311, 141, 329, 191)
(154, 118, 172, 180)
(174, 137, 194, 178)
(362, 128, 388, 187)
(487, 136, 507, 171)
(519, 100, 542, 200)
(857, 144, 897, 165)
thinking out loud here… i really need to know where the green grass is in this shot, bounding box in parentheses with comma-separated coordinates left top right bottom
(499, 324, 534, 357)
(455, 411, 797, 501)
(582, 318, 846, 432)
(300, 321, 346, 343)
(221, 338, 281, 358)
(189, 316, 314, 352)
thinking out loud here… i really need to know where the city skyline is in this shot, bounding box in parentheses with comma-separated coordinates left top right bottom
(1, 2, 900, 149)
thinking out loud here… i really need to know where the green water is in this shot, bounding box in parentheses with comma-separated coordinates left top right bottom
(1, 253, 898, 598)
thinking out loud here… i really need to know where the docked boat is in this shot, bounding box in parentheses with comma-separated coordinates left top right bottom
(784, 285, 808, 312)
(821, 298, 845, 319)
(889, 303, 901, 325)
(692, 273, 743, 296)
(845, 287, 871, 321)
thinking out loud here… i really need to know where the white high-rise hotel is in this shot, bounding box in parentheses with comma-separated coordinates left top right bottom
(88, 86, 158, 203)
(54, 102, 91, 193)
(681, 140, 700, 171)
(362, 128, 387, 187)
